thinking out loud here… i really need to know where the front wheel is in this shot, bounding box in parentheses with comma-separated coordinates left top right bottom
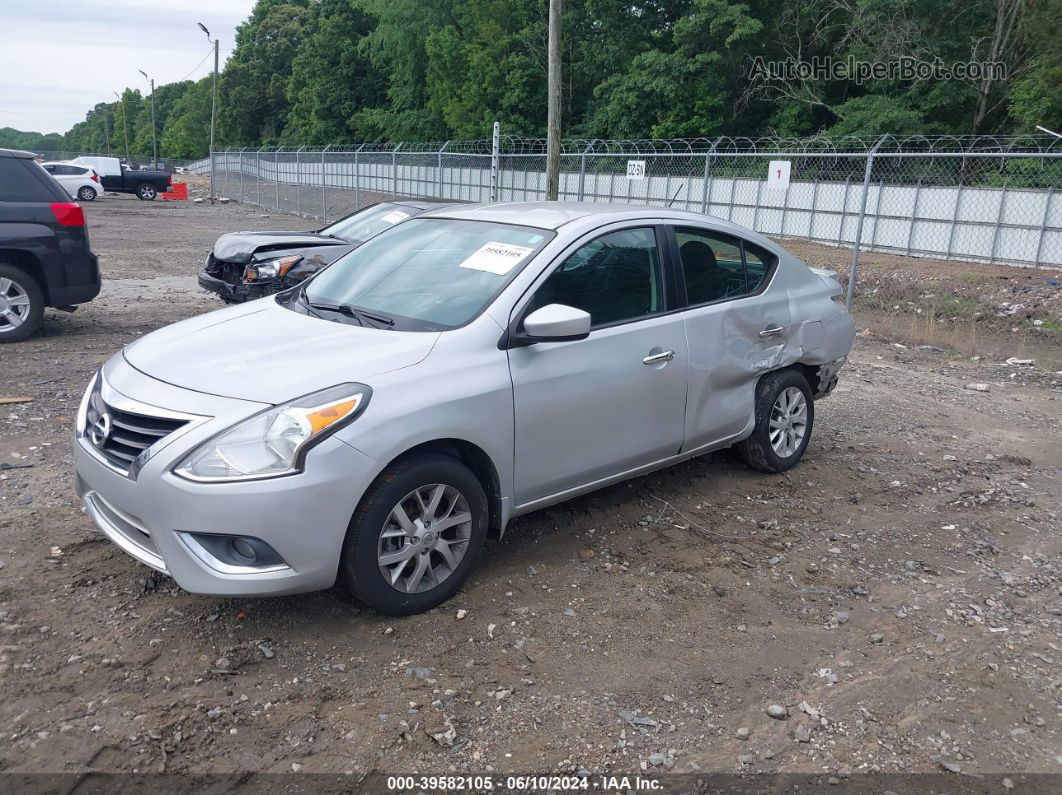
(736, 369, 815, 473)
(137, 183, 157, 200)
(77, 186, 97, 201)
(338, 454, 488, 615)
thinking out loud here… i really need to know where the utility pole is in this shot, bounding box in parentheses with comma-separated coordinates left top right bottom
(545, 0, 562, 200)
(139, 70, 157, 168)
(114, 90, 131, 164)
(198, 22, 219, 201)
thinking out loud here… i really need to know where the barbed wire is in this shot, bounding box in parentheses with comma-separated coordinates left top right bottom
(207, 134, 1062, 157)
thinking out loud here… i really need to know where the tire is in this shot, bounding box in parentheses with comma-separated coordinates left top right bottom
(77, 186, 97, 202)
(0, 263, 45, 343)
(338, 453, 488, 615)
(137, 183, 157, 200)
(736, 369, 815, 473)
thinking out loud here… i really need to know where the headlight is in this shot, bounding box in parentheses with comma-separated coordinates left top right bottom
(173, 383, 371, 482)
(245, 255, 301, 282)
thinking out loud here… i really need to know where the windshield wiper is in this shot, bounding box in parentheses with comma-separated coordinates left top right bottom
(306, 300, 395, 328)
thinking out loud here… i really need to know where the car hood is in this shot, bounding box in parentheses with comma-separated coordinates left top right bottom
(123, 300, 439, 404)
(212, 230, 350, 264)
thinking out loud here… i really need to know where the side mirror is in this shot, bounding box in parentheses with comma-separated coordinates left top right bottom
(521, 304, 591, 342)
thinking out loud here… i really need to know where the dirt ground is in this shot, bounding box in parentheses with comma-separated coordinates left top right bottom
(1, 189, 1061, 788)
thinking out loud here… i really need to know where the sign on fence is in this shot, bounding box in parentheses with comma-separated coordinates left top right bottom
(626, 160, 646, 180)
(767, 160, 791, 191)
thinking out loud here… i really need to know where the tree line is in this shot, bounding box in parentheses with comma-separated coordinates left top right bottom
(3, 0, 1059, 160)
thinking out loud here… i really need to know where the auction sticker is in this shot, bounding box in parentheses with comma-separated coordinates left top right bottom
(459, 242, 534, 275)
(382, 210, 411, 224)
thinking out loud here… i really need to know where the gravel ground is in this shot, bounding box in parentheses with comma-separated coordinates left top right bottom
(1, 190, 1061, 786)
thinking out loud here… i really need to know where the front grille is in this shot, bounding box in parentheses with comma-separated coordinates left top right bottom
(205, 253, 243, 285)
(85, 386, 188, 475)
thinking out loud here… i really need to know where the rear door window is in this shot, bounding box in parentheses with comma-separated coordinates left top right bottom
(0, 159, 61, 202)
(675, 227, 778, 304)
(675, 228, 747, 304)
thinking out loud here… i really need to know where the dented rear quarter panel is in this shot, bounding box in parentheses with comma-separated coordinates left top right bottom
(680, 249, 854, 454)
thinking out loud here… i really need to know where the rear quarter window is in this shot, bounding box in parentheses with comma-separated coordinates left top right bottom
(743, 243, 777, 293)
(0, 159, 63, 202)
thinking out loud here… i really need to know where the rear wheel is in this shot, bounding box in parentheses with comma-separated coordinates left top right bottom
(137, 183, 157, 200)
(338, 454, 488, 615)
(0, 264, 45, 343)
(77, 186, 98, 201)
(736, 369, 815, 473)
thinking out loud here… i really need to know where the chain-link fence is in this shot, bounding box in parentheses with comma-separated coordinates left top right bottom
(189, 134, 1062, 294)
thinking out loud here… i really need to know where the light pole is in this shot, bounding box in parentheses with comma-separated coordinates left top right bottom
(113, 90, 131, 164)
(138, 69, 158, 168)
(198, 22, 220, 201)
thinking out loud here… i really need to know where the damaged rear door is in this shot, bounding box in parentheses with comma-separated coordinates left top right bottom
(668, 225, 791, 452)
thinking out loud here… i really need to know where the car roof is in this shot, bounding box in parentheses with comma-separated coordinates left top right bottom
(421, 201, 779, 244)
(0, 148, 39, 159)
(392, 198, 469, 211)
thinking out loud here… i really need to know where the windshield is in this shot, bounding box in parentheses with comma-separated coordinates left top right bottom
(303, 218, 553, 329)
(320, 202, 419, 243)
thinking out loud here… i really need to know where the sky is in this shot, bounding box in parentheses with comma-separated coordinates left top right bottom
(0, 0, 257, 134)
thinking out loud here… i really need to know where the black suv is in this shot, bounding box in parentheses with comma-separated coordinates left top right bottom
(0, 148, 100, 342)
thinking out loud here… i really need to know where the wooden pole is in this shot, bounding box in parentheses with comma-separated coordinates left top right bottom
(545, 0, 562, 200)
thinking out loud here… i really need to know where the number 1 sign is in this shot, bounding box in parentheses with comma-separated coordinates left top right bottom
(767, 160, 791, 191)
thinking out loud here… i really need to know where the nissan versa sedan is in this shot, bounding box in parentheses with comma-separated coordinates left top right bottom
(75, 202, 855, 615)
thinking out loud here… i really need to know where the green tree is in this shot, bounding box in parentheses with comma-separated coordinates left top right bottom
(0, 128, 64, 153)
(1010, 0, 1062, 133)
(161, 78, 213, 158)
(585, 0, 763, 138)
(357, 0, 454, 139)
(284, 0, 384, 144)
(219, 0, 313, 145)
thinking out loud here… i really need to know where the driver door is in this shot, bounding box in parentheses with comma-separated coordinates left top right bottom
(507, 225, 689, 506)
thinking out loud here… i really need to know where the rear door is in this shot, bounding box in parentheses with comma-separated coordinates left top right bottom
(508, 224, 690, 506)
(50, 165, 80, 198)
(670, 225, 791, 451)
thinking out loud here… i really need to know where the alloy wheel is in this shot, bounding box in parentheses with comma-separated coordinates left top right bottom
(769, 386, 808, 458)
(377, 484, 473, 593)
(0, 277, 31, 332)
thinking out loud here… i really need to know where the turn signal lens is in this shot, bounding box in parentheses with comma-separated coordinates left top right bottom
(306, 399, 361, 433)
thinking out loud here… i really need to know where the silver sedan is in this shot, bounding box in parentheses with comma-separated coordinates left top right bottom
(75, 202, 855, 615)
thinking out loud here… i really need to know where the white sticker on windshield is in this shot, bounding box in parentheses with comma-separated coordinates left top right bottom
(458, 242, 535, 275)
(382, 210, 411, 224)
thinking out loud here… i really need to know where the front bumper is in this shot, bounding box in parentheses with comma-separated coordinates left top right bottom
(197, 270, 277, 303)
(74, 359, 380, 597)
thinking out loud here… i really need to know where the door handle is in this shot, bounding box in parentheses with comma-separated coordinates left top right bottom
(759, 325, 786, 339)
(642, 350, 675, 365)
